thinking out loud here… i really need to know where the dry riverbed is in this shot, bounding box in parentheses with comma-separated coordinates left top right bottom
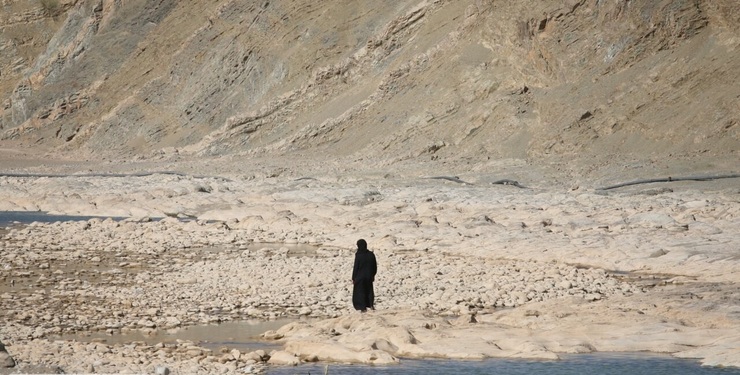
(0, 154, 738, 373)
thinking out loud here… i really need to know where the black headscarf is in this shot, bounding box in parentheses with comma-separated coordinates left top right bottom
(357, 239, 368, 252)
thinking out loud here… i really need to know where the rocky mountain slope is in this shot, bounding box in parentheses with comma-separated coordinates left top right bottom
(1, 0, 738, 177)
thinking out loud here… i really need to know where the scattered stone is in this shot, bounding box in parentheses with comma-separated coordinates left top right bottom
(0, 167, 736, 371)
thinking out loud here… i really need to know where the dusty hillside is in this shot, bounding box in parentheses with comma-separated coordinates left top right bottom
(1, 0, 738, 179)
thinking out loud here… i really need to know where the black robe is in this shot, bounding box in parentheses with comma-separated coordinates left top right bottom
(352, 247, 377, 311)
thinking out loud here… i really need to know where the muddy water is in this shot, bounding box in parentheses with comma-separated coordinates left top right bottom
(57, 318, 298, 352)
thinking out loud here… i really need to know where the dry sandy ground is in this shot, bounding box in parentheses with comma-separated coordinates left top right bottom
(0, 147, 738, 373)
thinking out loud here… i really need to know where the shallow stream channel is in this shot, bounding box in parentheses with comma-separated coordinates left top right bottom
(56, 319, 292, 353)
(268, 353, 740, 375)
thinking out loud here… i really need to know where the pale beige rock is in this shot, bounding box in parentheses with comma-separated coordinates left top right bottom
(266, 351, 300, 366)
(285, 342, 399, 365)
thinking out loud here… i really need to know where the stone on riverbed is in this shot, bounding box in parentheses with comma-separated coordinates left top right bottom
(266, 350, 300, 366)
(284, 342, 399, 365)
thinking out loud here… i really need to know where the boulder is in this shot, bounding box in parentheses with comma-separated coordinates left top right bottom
(285, 342, 398, 365)
(230, 349, 241, 361)
(261, 330, 284, 340)
(241, 351, 265, 363)
(266, 351, 300, 366)
(371, 339, 399, 353)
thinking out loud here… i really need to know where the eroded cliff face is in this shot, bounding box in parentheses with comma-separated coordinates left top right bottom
(1, 0, 738, 172)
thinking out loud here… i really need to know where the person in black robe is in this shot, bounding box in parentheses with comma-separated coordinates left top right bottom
(352, 239, 377, 312)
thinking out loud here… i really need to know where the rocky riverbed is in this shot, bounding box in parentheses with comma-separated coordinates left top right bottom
(0, 156, 739, 373)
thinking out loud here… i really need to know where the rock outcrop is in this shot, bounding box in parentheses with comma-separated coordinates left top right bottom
(0, 0, 737, 177)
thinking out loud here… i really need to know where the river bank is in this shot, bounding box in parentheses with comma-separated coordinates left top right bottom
(0, 150, 738, 373)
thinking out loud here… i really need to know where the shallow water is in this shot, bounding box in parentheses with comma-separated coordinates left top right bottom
(57, 319, 296, 352)
(267, 353, 740, 375)
(0, 210, 122, 227)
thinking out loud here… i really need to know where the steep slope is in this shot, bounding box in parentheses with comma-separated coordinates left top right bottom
(0, 0, 76, 128)
(1, 0, 738, 175)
